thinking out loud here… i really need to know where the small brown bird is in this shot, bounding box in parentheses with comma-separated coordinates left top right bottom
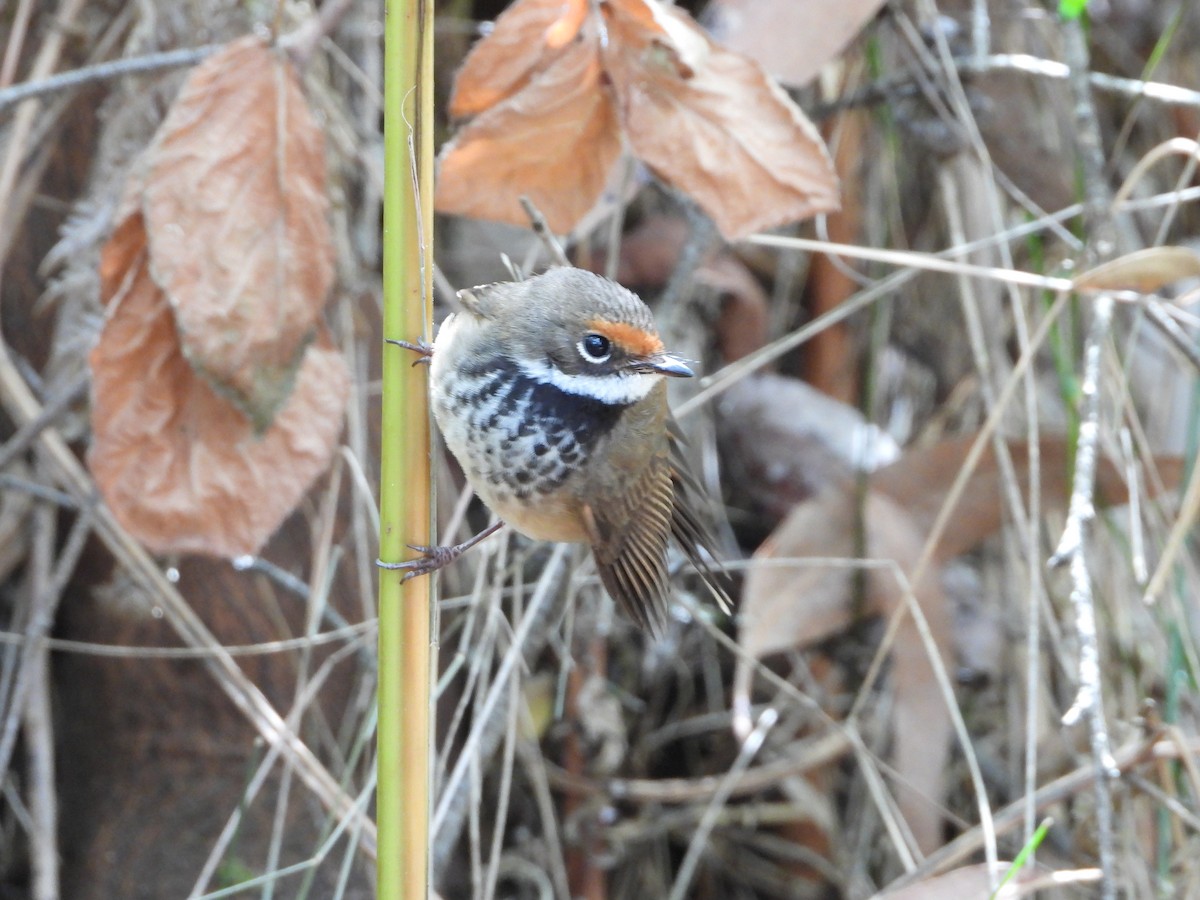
(393, 266, 730, 632)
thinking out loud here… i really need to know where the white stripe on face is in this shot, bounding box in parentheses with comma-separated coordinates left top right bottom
(517, 358, 659, 406)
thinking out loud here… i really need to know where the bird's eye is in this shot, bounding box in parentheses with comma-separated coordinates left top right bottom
(578, 333, 612, 363)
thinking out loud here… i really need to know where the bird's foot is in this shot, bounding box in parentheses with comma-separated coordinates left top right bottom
(377, 521, 506, 581)
(378, 543, 462, 580)
(386, 338, 433, 366)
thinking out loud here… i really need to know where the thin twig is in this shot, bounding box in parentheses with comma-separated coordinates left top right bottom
(0, 621, 375, 657)
(262, 465, 343, 900)
(1142, 300, 1200, 375)
(0, 473, 78, 508)
(812, 52, 1200, 121)
(545, 727, 851, 804)
(1127, 773, 1200, 835)
(1045, 17, 1120, 899)
(970, 0, 990, 63)
(0, 0, 35, 90)
(24, 645, 58, 900)
(191, 777, 376, 900)
(434, 533, 507, 789)
(0, 44, 223, 113)
(964, 53, 1200, 109)
(481, 669, 521, 900)
(280, 0, 358, 66)
(188, 636, 375, 897)
(519, 196, 571, 267)
(0, 372, 88, 471)
(0, 2, 364, 116)
(516, 737, 572, 900)
(0, 500, 93, 778)
(24, 460, 59, 900)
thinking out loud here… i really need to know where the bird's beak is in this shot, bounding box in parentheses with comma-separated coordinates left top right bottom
(641, 353, 694, 378)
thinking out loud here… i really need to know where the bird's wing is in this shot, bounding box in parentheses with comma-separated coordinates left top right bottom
(667, 422, 735, 615)
(581, 450, 675, 634)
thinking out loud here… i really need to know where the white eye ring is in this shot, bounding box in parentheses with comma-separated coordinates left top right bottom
(577, 333, 612, 363)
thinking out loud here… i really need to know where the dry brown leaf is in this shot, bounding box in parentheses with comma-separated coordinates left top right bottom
(98, 188, 148, 306)
(706, 0, 886, 87)
(736, 485, 860, 665)
(437, 0, 839, 238)
(142, 36, 333, 429)
(89, 211, 348, 557)
(437, 21, 622, 234)
(601, 0, 840, 240)
(1073, 246, 1200, 294)
(871, 436, 1184, 563)
(449, 0, 588, 118)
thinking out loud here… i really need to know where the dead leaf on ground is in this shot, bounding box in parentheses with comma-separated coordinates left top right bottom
(871, 436, 1183, 562)
(89, 210, 348, 557)
(735, 434, 1182, 664)
(143, 36, 334, 429)
(437, 0, 839, 239)
(734, 433, 1184, 853)
(706, 0, 887, 87)
(733, 481, 952, 852)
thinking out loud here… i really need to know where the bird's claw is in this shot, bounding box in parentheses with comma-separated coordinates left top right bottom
(386, 338, 433, 366)
(377, 543, 464, 581)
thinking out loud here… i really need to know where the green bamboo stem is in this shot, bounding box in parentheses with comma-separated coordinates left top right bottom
(378, 0, 435, 897)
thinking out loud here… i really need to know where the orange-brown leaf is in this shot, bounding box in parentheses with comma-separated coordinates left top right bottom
(601, 0, 840, 240)
(449, 0, 588, 118)
(436, 27, 622, 235)
(142, 35, 333, 430)
(545, 0, 589, 48)
(88, 214, 348, 558)
(98, 188, 149, 310)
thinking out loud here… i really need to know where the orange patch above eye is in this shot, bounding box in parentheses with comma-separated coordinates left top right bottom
(586, 318, 664, 357)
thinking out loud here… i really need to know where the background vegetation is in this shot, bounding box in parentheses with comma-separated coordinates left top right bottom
(0, 0, 1199, 897)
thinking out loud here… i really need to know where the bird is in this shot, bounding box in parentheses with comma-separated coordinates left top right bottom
(384, 266, 731, 633)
